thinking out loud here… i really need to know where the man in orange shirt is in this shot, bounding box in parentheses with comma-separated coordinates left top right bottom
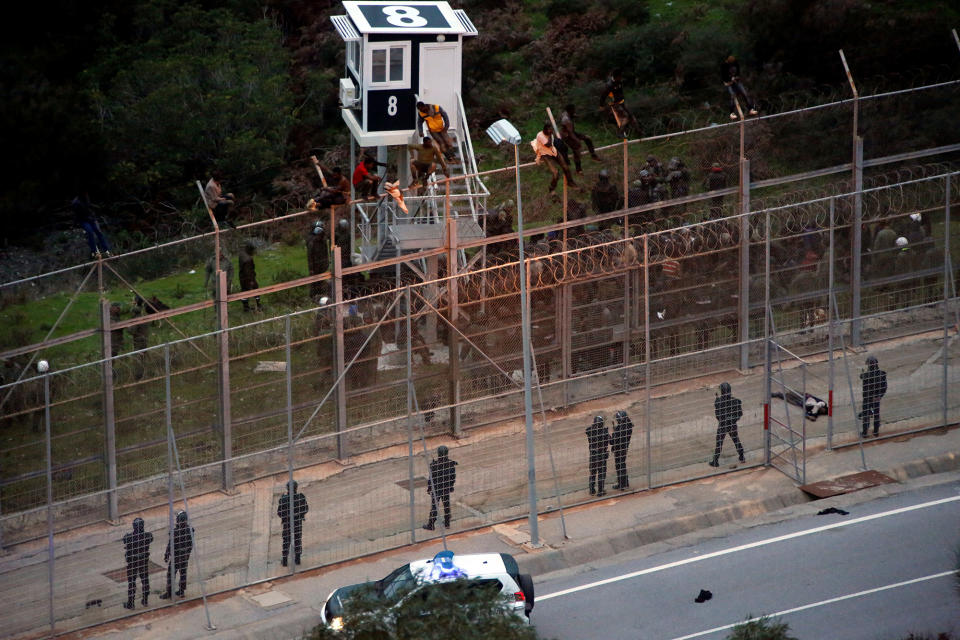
(531, 122, 576, 193)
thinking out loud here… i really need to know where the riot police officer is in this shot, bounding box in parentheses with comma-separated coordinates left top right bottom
(860, 355, 887, 437)
(122, 517, 154, 609)
(611, 410, 634, 490)
(277, 480, 309, 566)
(586, 415, 610, 496)
(711, 382, 745, 466)
(160, 510, 194, 599)
(424, 446, 458, 531)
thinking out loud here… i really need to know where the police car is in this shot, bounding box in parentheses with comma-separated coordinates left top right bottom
(320, 551, 535, 632)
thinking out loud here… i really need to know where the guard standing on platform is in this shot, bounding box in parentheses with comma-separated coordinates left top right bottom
(586, 415, 610, 496)
(278, 480, 309, 566)
(160, 510, 194, 599)
(711, 381, 745, 466)
(122, 517, 154, 609)
(611, 410, 634, 490)
(860, 355, 887, 437)
(424, 445, 458, 531)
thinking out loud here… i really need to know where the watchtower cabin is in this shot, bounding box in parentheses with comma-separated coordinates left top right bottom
(331, 1, 486, 265)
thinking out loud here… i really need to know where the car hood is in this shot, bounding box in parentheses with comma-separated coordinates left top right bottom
(324, 581, 379, 618)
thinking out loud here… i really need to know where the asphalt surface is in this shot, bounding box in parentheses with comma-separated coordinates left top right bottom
(533, 481, 960, 640)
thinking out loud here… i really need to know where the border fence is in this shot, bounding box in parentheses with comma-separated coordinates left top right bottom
(0, 73, 958, 638)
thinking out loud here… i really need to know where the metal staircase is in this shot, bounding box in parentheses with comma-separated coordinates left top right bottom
(350, 93, 488, 267)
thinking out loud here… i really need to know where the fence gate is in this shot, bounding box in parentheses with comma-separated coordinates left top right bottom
(765, 338, 809, 484)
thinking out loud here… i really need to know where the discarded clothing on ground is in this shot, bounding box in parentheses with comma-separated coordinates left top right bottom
(771, 390, 828, 420)
(817, 507, 849, 516)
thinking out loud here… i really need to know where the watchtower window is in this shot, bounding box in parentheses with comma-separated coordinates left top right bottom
(368, 41, 410, 88)
(347, 41, 361, 75)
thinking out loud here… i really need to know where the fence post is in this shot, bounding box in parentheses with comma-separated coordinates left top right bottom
(405, 286, 417, 543)
(827, 198, 836, 449)
(447, 218, 462, 436)
(99, 299, 119, 522)
(43, 371, 55, 631)
(643, 234, 653, 490)
(216, 269, 233, 492)
(739, 158, 751, 371)
(622, 266, 631, 392)
(560, 283, 571, 408)
(851, 137, 864, 347)
(764, 211, 772, 467)
(943, 174, 951, 428)
(332, 247, 348, 460)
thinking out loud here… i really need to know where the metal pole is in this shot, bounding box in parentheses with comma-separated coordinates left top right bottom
(764, 211, 771, 466)
(164, 345, 175, 595)
(944, 175, 951, 428)
(514, 142, 539, 546)
(739, 158, 751, 370)
(332, 247, 347, 460)
(851, 138, 864, 346)
(801, 363, 807, 484)
(216, 270, 233, 491)
(827, 198, 836, 449)
(405, 286, 417, 543)
(44, 371, 54, 631)
(100, 299, 118, 521)
(447, 217, 462, 436)
(285, 316, 296, 575)
(643, 234, 653, 489)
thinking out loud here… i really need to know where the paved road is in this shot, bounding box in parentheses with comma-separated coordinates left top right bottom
(532, 481, 960, 640)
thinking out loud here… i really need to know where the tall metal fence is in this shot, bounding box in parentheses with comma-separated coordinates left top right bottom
(0, 170, 957, 637)
(0, 71, 959, 637)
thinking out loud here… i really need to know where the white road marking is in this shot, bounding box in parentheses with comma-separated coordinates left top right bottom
(669, 570, 956, 640)
(538, 494, 960, 601)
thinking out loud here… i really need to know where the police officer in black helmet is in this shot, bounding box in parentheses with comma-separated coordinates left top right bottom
(586, 415, 610, 496)
(424, 445, 458, 531)
(122, 517, 154, 609)
(278, 480, 309, 566)
(860, 355, 887, 437)
(160, 510, 194, 599)
(711, 382, 745, 467)
(611, 410, 634, 490)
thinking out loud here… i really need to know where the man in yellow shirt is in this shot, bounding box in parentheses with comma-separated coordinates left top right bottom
(531, 122, 576, 193)
(416, 102, 456, 160)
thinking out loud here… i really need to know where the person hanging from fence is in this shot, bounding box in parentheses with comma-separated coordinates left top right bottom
(130, 294, 168, 379)
(611, 410, 634, 490)
(601, 69, 636, 138)
(532, 122, 576, 194)
(204, 170, 236, 228)
(416, 102, 456, 161)
(238, 241, 262, 312)
(859, 355, 887, 438)
(585, 415, 610, 496)
(305, 220, 329, 301)
(204, 250, 234, 300)
(109, 302, 125, 361)
(558, 104, 601, 174)
(711, 381, 745, 467)
(277, 480, 309, 566)
(408, 136, 449, 193)
(720, 55, 758, 120)
(160, 510, 194, 599)
(122, 517, 154, 609)
(423, 445, 458, 531)
(71, 193, 111, 259)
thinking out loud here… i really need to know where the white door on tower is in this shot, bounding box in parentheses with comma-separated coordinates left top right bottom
(418, 42, 461, 133)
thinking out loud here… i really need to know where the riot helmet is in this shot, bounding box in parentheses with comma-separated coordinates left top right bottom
(719, 381, 731, 396)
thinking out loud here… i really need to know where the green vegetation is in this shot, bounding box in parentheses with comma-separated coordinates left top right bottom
(726, 616, 797, 640)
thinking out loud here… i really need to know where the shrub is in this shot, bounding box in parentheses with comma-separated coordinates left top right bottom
(726, 616, 797, 640)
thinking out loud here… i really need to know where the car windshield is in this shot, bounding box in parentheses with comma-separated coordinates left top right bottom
(380, 565, 415, 600)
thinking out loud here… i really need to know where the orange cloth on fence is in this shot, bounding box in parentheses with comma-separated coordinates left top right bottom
(384, 181, 408, 213)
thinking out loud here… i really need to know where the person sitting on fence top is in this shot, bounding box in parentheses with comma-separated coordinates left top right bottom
(352, 156, 381, 201)
(532, 122, 576, 193)
(311, 165, 349, 210)
(416, 102, 456, 161)
(720, 55, 758, 120)
(408, 136, 450, 192)
(204, 170, 236, 228)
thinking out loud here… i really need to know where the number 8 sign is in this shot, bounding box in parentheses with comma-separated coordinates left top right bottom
(382, 6, 428, 27)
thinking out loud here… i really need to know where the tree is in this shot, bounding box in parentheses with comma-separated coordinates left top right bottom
(726, 615, 797, 640)
(307, 579, 544, 640)
(87, 3, 294, 203)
